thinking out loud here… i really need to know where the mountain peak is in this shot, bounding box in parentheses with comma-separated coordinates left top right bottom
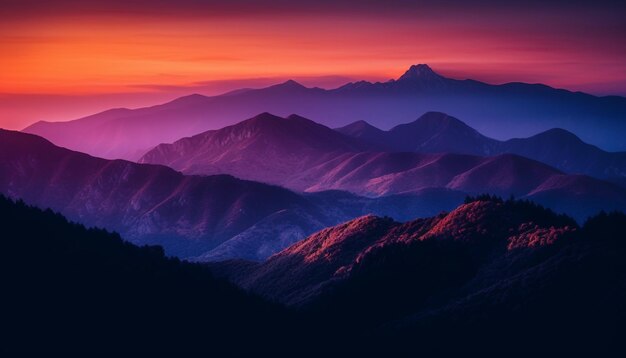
(396, 112, 468, 132)
(385, 112, 495, 155)
(285, 114, 323, 126)
(286, 113, 308, 120)
(336, 120, 379, 133)
(262, 79, 308, 93)
(334, 120, 386, 142)
(348, 119, 375, 128)
(168, 93, 210, 106)
(398, 64, 441, 81)
(536, 128, 583, 142)
(248, 112, 284, 122)
(280, 79, 306, 88)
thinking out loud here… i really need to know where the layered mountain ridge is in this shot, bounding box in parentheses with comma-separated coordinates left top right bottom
(140, 113, 626, 221)
(0, 129, 466, 260)
(336, 111, 626, 181)
(23, 64, 626, 160)
(140, 112, 372, 186)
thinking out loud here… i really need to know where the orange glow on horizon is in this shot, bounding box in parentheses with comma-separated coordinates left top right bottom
(1, 1, 625, 129)
(2, 13, 625, 96)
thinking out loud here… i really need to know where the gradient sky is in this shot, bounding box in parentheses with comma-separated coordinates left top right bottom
(1, 0, 625, 129)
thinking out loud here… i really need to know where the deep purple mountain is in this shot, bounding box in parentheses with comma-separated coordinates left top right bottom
(336, 111, 499, 155)
(139, 112, 373, 186)
(332, 120, 388, 149)
(0, 129, 465, 260)
(499, 128, 626, 181)
(337, 111, 626, 182)
(23, 64, 626, 160)
(140, 113, 626, 221)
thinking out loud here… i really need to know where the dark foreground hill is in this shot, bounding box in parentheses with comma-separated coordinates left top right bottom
(211, 196, 626, 352)
(3, 194, 625, 352)
(0, 195, 296, 352)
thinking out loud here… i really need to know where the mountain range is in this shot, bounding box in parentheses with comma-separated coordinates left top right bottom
(0, 129, 467, 260)
(23, 64, 626, 160)
(5, 110, 626, 262)
(139, 112, 371, 186)
(336, 111, 626, 182)
(5, 61, 626, 351)
(139, 113, 626, 221)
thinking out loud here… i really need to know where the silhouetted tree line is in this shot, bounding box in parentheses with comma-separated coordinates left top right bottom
(306, 195, 626, 352)
(2, 194, 625, 353)
(1, 195, 299, 352)
(465, 194, 577, 226)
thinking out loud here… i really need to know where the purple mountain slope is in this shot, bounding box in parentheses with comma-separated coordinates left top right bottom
(499, 128, 626, 181)
(386, 111, 498, 155)
(0, 129, 320, 258)
(0, 129, 468, 260)
(333, 120, 389, 149)
(139, 112, 373, 186)
(3, 127, 624, 262)
(337, 112, 626, 181)
(139, 113, 626, 221)
(333, 111, 497, 155)
(23, 64, 626, 160)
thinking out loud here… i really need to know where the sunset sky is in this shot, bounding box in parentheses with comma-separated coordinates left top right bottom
(1, 0, 625, 129)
